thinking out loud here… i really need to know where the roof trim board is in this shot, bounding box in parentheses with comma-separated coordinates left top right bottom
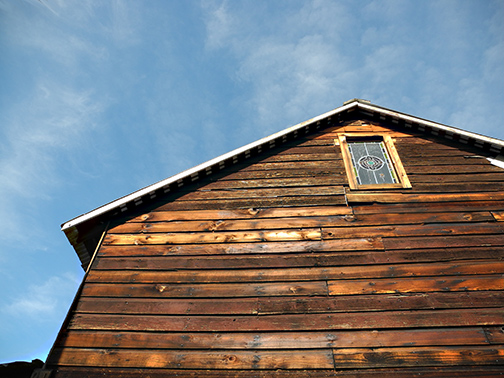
(61, 99, 504, 269)
(61, 101, 355, 231)
(357, 101, 504, 151)
(61, 99, 504, 232)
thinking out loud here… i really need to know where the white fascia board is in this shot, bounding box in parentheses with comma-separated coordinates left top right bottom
(61, 100, 504, 232)
(488, 155, 504, 169)
(357, 102, 504, 148)
(61, 102, 356, 231)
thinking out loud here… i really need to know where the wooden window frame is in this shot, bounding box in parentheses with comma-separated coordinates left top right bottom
(336, 133, 411, 190)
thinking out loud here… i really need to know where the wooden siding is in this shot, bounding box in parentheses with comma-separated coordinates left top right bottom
(46, 119, 504, 377)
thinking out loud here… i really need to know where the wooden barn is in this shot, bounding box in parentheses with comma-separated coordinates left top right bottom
(38, 99, 504, 377)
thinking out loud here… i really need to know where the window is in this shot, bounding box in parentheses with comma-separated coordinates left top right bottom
(336, 134, 411, 190)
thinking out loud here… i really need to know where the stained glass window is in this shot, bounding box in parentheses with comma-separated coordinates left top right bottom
(347, 140, 398, 185)
(336, 133, 411, 190)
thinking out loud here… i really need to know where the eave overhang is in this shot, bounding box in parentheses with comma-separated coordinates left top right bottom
(62, 99, 504, 270)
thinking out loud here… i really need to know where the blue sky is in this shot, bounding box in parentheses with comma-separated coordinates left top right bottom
(0, 0, 502, 363)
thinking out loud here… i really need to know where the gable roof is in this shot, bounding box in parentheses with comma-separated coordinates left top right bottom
(61, 99, 504, 269)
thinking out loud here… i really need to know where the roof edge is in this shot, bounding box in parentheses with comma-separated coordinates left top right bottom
(61, 100, 356, 232)
(357, 101, 504, 148)
(62, 99, 504, 233)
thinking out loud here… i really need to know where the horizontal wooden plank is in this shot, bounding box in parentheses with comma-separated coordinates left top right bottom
(274, 145, 340, 155)
(176, 186, 345, 201)
(397, 148, 485, 157)
(99, 238, 384, 254)
(407, 182, 504, 193)
(328, 275, 504, 295)
(76, 291, 504, 315)
(258, 153, 340, 163)
(399, 148, 491, 157)
(402, 156, 495, 166)
(68, 308, 504, 332)
(48, 366, 504, 378)
(352, 201, 504, 214)
(81, 281, 329, 298)
(323, 222, 503, 240)
(394, 136, 483, 148)
(198, 177, 347, 190)
(87, 261, 504, 283)
(95, 246, 504, 268)
(48, 348, 335, 369)
(103, 229, 322, 245)
(332, 346, 504, 368)
(155, 196, 348, 210)
(59, 327, 491, 350)
(296, 137, 341, 147)
(395, 135, 481, 147)
(216, 168, 345, 181)
(129, 206, 353, 223)
(406, 164, 503, 174)
(383, 234, 504, 250)
(113, 216, 341, 233)
(408, 173, 504, 183)
(239, 161, 343, 171)
(345, 191, 504, 204)
(110, 211, 496, 234)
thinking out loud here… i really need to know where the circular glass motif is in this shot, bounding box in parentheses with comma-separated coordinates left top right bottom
(358, 155, 384, 171)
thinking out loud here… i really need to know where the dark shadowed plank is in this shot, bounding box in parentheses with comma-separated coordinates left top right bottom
(75, 291, 504, 315)
(68, 308, 504, 332)
(49, 366, 504, 378)
(87, 261, 504, 283)
(58, 327, 490, 350)
(96, 246, 503, 265)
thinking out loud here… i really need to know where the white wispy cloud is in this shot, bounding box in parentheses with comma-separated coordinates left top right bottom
(0, 80, 105, 244)
(202, 0, 236, 50)
(202, 1, 355, 139)
(202, 0, 503, 140)
(0, 0, 119, 246)
(1, 272, 80, 320)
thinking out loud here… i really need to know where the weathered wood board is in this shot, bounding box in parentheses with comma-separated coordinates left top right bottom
(46, 118, 504, 377)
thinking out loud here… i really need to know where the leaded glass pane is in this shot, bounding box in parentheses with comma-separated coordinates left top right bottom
(348, 141, 397, 185)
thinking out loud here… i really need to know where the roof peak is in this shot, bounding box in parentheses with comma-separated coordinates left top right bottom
(343, 98, 371, 105)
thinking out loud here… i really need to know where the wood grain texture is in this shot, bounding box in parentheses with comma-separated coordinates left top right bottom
(110, 211, 497, 233)
(96, 246, 503, 264)
(332, 346, 504, 368)
(49, 348, 335, 369)
(87, 260, 504, 283)
(49, 366, 504, 378)
(98, 237, 385, 255)
(76, 291, 504, 315)
(58, 328, 493, 350)
(346, 191, 504, 204)
(68, 308, 504, 332)
(46, 118, 504, 376)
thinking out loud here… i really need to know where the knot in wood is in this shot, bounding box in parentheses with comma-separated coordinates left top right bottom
(208, 220, 224, 232)
(343, 215, 356, 222)
(223, 355, 237, 363)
